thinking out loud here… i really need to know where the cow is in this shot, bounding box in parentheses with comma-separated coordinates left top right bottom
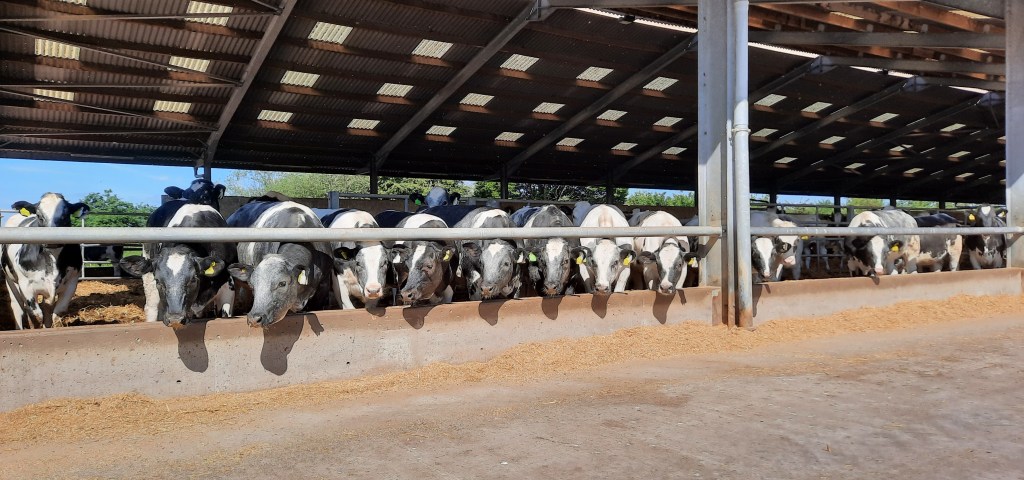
(163, 178, 227, 211)
(750, 211, 803, 283)
(389, 213, 457, 306)
(964, 205, 1006, 270)
(226, 200, 333, 327)
(572, 201, 594, 226)
(576, 205, 635, 295)
(2, 193, 89, 328)
(844, 209, 921, 277)
(409, 186, 461, 209)
(447, 207, 524, 300)
(119, 200, 235, 327)
(912, 213, 962, 273)
(375, 210, 416, 228)
(515, 205, 585, 297)
(320, 208, 389, 309)
(83, 245, 124, 277)
(629, 210, 697, 294)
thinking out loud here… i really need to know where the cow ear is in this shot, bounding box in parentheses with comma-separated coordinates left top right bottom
(998, 209, 1007, 219)
(527, 249, 539, 264)
(409, 193, 425, 206)
(514, 248, 527, 264)
(334, 246, 359, 261)
(619, 248, 636, 267)
(163, 184, 184, 197)
(195, 256, 224, 277)
(570, 246, 590, 265)
(119, 256, 152, 277)
(227, 263, 252, 282)
(637, 251, 656, 264)
(12, 201, 35, 217)
(889, 240, 903, 252)
(461, 242, 481, 258)
(69, 203, 89, 219)
(294, 266, 310, 286)
(441, 246, 455, 262)
(214, 184, 226, 199)
(449, 193, 461, 205)
(684, 252, 700, 267)
(390, 245, 409, 263)
(968, 213, 976, 222)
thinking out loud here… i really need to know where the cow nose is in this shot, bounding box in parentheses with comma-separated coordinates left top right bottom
(246, 314, 266, 327)
(593, 284, 611, 295)
(873, 267, 885, 276)
(543, 283, 560, 296)
(400, 290, 417, 302)
(658, 282, 675, 295)
(480, 285, 495, 297)
(364, 284, 382, 299)
(163, 312, 186, 327)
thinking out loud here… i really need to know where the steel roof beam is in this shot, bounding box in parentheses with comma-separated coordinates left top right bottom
(610, 124, 697, 182)
(540, 0, 918, 7)
(748, 57, 833, 100)
(202, 0, 297, 173)
(747, 32, 1004, 49)
(945, 172, 1002, 197)
(0, 13, 275, 22)
(895, 131, 1006, 193)
(822, 56, 1005, 76)
(501, 32, 697, 178)
(916, 76, 1005, 91)
(1, 129, 213, 137)
(776, 92, 1002, 187)
(923, 0, 1005, 20)
(752, 76, 923, 160)
(0, 82, 234, 89)
(370, 1, 539, 171)
(0, 87, 215, 130)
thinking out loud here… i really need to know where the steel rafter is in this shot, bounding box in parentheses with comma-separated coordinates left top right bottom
(201, 0, 297, 172)
(752, 76, 924, 160)
(0, 87, 214, 130)
(821, 56, 1005, 76)
(610, 124, 697, 182)
(502, 32, 697, 178)
(0, 13, 275, 22)
(370, 1, 540, 172)
(747, 32, 1004, 50)
(776, 92, 1002, 187)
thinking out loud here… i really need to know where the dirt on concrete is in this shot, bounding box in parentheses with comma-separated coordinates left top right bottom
(1, 294, 1023, 479)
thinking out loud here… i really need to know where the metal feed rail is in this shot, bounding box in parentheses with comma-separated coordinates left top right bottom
(751, 227, 1023, 236)
(0, 226, 723, 244)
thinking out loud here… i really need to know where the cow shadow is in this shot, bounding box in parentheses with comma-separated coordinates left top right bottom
(401, 304, 435, 329)
(173, 320, 209, 373)
(752, 283, 767, 318)
(540, 295, 563, 320)
(477, 298, 507, 326)
(590, 294, 610, 318)
(260, 313, 323, 376)
(651, 290, 688, 325)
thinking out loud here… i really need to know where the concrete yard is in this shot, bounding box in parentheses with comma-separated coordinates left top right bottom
(1, 301, 1023, 479)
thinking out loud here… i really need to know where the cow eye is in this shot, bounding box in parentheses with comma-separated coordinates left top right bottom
(278, 281, 287, 288)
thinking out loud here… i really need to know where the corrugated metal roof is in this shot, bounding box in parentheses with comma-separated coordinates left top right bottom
(0, 0, 1008, 202)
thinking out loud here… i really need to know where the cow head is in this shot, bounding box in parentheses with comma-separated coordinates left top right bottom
(228, 255, 309, 327)
(12, 192, 89, 227)
(333, 243, 388, 301)
(460, 240, 524, 299)
(164, 179, 226, 210)
(120, 245, 225, 327)
(844, 235, 898, 277)
(573, 240, 635, 295)
(392, 242, 455, 304)
(965, 205, 1007, 268)
(527, 238, 576, 296)
(637, 239, 697, 295)
(423, 187, 460, 207)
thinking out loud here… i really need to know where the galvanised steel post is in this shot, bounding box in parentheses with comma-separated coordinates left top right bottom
(731, 0, 753, 328)
(1007, 0, 1024, 267)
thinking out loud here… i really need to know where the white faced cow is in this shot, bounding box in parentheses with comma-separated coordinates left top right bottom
(844, 209, 921, 277)
(2, 193, 89, 328)
(226, 200, 333, 327)
(119, 200, 235, 327)
(629, 211, 696, 295)
(389, 213, 456, 306)
(447, 207, 524, 300)
(964, 205, 1006, 269)
(319, 208, 389, 309)
(163, 178, 227, 211)
(516, 205, 585, 297)
(410, 187, 461, 210)
(577, 205, 635, 295)
(750, 212, 803, 283)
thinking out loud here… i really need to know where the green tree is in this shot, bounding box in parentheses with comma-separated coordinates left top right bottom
(225, 171, 469, 198)
(625, 190, 695, 207)
(79, 190, 154, 227)
(472, 181, 627, 203)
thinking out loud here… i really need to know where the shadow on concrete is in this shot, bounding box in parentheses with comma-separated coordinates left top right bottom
(402, 304, 435, 329)
(540, 295, 563, 320)
(260, 314, 305, 376)
(591, 293, 610, 318)
(752, 284, 767, 318)
(477, 298, 506, 326)
(651, 290, 688, 325)
(174, 320, 209, 372)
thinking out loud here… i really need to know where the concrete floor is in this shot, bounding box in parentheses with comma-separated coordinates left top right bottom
(3, 314, 1023, 479)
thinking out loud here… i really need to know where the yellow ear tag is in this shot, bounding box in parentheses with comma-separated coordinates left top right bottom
(622, 257, 631, 267)
(688, 258, 698, 267)
(800, 236, 809, 240)
(576, 254, 585, 265)
(297, 270, 308, 285)
(340, 251, 348, 260)
(204, 262, 217, 276)
(443, 250, 452, 261)
(19, 208, 30, 217)
(968, 214, 976, 222)
(890, 245, 900, 252)
(528, 253, 537, 262)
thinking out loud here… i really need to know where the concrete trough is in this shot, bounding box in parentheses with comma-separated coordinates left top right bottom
(2, 268, 1022, 412)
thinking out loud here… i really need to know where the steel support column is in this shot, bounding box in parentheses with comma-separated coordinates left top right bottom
(731, 0, 753, 328)
(1006, 0, 1024, 266)
(698, 0, 734, 326)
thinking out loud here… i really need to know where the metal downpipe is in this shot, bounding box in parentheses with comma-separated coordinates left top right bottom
(731, 0, 754, 328)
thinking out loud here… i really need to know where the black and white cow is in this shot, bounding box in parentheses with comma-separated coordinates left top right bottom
(964, 205, 1006, 270)
(515, 205, 585, 297)
(447, 207, 524, 300)
(83, 245, 125, 277)
(389, 213, 456, 305)
(629, 210, 697, 294)
(912, 213, 963, 273)
(320, 208, 390, 309)
(2, 193, 89, 328)
(226, 200, 333, 327)
(844, 209, 921, 277)
(374, 210, 416, 228)
(409, 186, 461, 209)
(119, 200, 235, 327)
(577, 205, 635, 295)
(163, 178, 227, 211)
(750, 212, 803, 283)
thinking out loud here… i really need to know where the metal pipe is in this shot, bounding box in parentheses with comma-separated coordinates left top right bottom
(750, 227, 1022, 236)
(732, 0, 753, 328)
(0, 226, 724, 245)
